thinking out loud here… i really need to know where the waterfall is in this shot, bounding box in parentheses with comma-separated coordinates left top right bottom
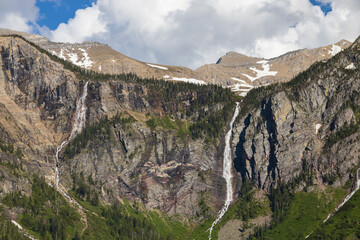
(323, 168, 360, 223)
(208, 102, 240, 240)
(69, 81, 89, 140)
(55, 81, 89, 201)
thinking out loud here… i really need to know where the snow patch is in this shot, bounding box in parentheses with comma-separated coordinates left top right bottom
(315, 124, 321, 134)
(58, 49, 66, 60)
(328, 44, 341, 56)
(242, 60, 277, 82)
(238, 92, 248, 97)
(231, 83, 253, 92)
(68, 52, 79, 65)
(147, 63, 168, 70)
(77, 48, 93, 69)
(99, 65, 102, 71)
(53, 48, 93, 69)
(163, 75, 170, 79)
(165, 76, 207, 85)
(345, 63, 356, 70)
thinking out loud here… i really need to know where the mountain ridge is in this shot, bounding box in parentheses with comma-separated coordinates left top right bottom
(0, 28, 351, 97)
(0, 28, 359, 239)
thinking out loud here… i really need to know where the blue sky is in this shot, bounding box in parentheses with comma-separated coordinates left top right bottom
(309, 0, 332, 15)
(37, 0, 332, 30)
(1, 0, 359, 68)
(36, 0, 95, 30)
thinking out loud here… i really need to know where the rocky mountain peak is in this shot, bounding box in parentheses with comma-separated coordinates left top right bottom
(216, 51, 261, 67)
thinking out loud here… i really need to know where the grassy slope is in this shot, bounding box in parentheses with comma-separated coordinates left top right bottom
(309, 189, 360, 240)
(265, 187, 346, 240)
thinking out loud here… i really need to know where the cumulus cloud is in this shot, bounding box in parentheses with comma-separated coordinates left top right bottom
(45, 0, 360, 68)
(0, 0, 39, 32)
(50, 4, 107, 43)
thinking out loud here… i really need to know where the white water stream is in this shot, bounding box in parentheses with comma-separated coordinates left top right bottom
(306, 168, 360, 239)
(9, 81, 88, 239)
(323, 168, 360, 223)
(208, 102, 240, 240)
(55, 81, 89, 202)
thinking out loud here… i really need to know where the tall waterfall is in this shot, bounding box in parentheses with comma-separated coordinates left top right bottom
(55, 81, 89, 200)
(208, 102, 240, 239)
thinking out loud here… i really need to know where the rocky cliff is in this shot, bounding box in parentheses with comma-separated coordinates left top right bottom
(231, 36, 360, 195)
(1, 28, 360, 239)
(0, 34, 236, 221)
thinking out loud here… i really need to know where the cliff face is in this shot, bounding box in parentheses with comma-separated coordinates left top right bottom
(1, 30, 359, 228)
(0, 35, 230, 218)
(231, 37, 360, 193)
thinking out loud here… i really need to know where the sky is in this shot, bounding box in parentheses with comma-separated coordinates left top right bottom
(0, 0, 359, 69)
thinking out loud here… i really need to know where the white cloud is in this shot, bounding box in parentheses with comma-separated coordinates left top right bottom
(0, 0, 39, 32)
(7, 0, 360, 69)
(50, 4, 107, 43)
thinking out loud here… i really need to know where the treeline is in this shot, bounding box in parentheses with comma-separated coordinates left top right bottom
(189, 101, 236, 142)
(100, 203, 173, 240)
(324, 121, 359, 150)
(5, 34, 239, 143)
(0, 218, 29, 240)
(71, 172, 186, 239)
(0, 140, 23, 159)
(2, 175, 81, 240)
(239, 45, 355, 118)
(308, 190, 360, 239)
(72, 172, 100, 207)
(5, 34, 234, 101)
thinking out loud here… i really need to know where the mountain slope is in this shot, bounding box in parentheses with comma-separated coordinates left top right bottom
(0, 28, 351, 97)
(0, 28, 359, 240)
(0, 33, 240, 237)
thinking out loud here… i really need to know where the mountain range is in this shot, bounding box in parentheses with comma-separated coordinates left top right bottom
(0, 27, 359, 240)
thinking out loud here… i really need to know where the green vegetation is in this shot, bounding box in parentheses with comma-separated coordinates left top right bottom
(324, 121, 359, 150)
(63, 114, 134, 160)
(238, 43, 359, 119)
(79, 198, 189, 240)
(197, 192, 211, 219)
(3, 34, 238, 143)
(249, 187, 346, 240)
(309, 189, 360, 239)
(2, 175, 82, 240)
(0, 140, 23, 159)
(2, 172, 190, 240)
(0, 218, 29, 240)
(68, 171, 189, 240)
(189, 101, 236, 142)
(71, 172, 100, 208)
(82, 202, 189, 240)
(146, 115, 178, 131)
(190, 182, 269, 240)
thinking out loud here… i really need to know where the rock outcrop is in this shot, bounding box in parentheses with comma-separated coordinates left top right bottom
(231, 37, 360, 194)
(0, 35, 229, 219)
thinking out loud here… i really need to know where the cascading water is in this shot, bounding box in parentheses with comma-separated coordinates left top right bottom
(69, 81, 89, 140)
(208, 102, 240, 240)
(323, 168, 360, 223)
(306, 169, 360, 239)
(55, 81, 89, 201)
